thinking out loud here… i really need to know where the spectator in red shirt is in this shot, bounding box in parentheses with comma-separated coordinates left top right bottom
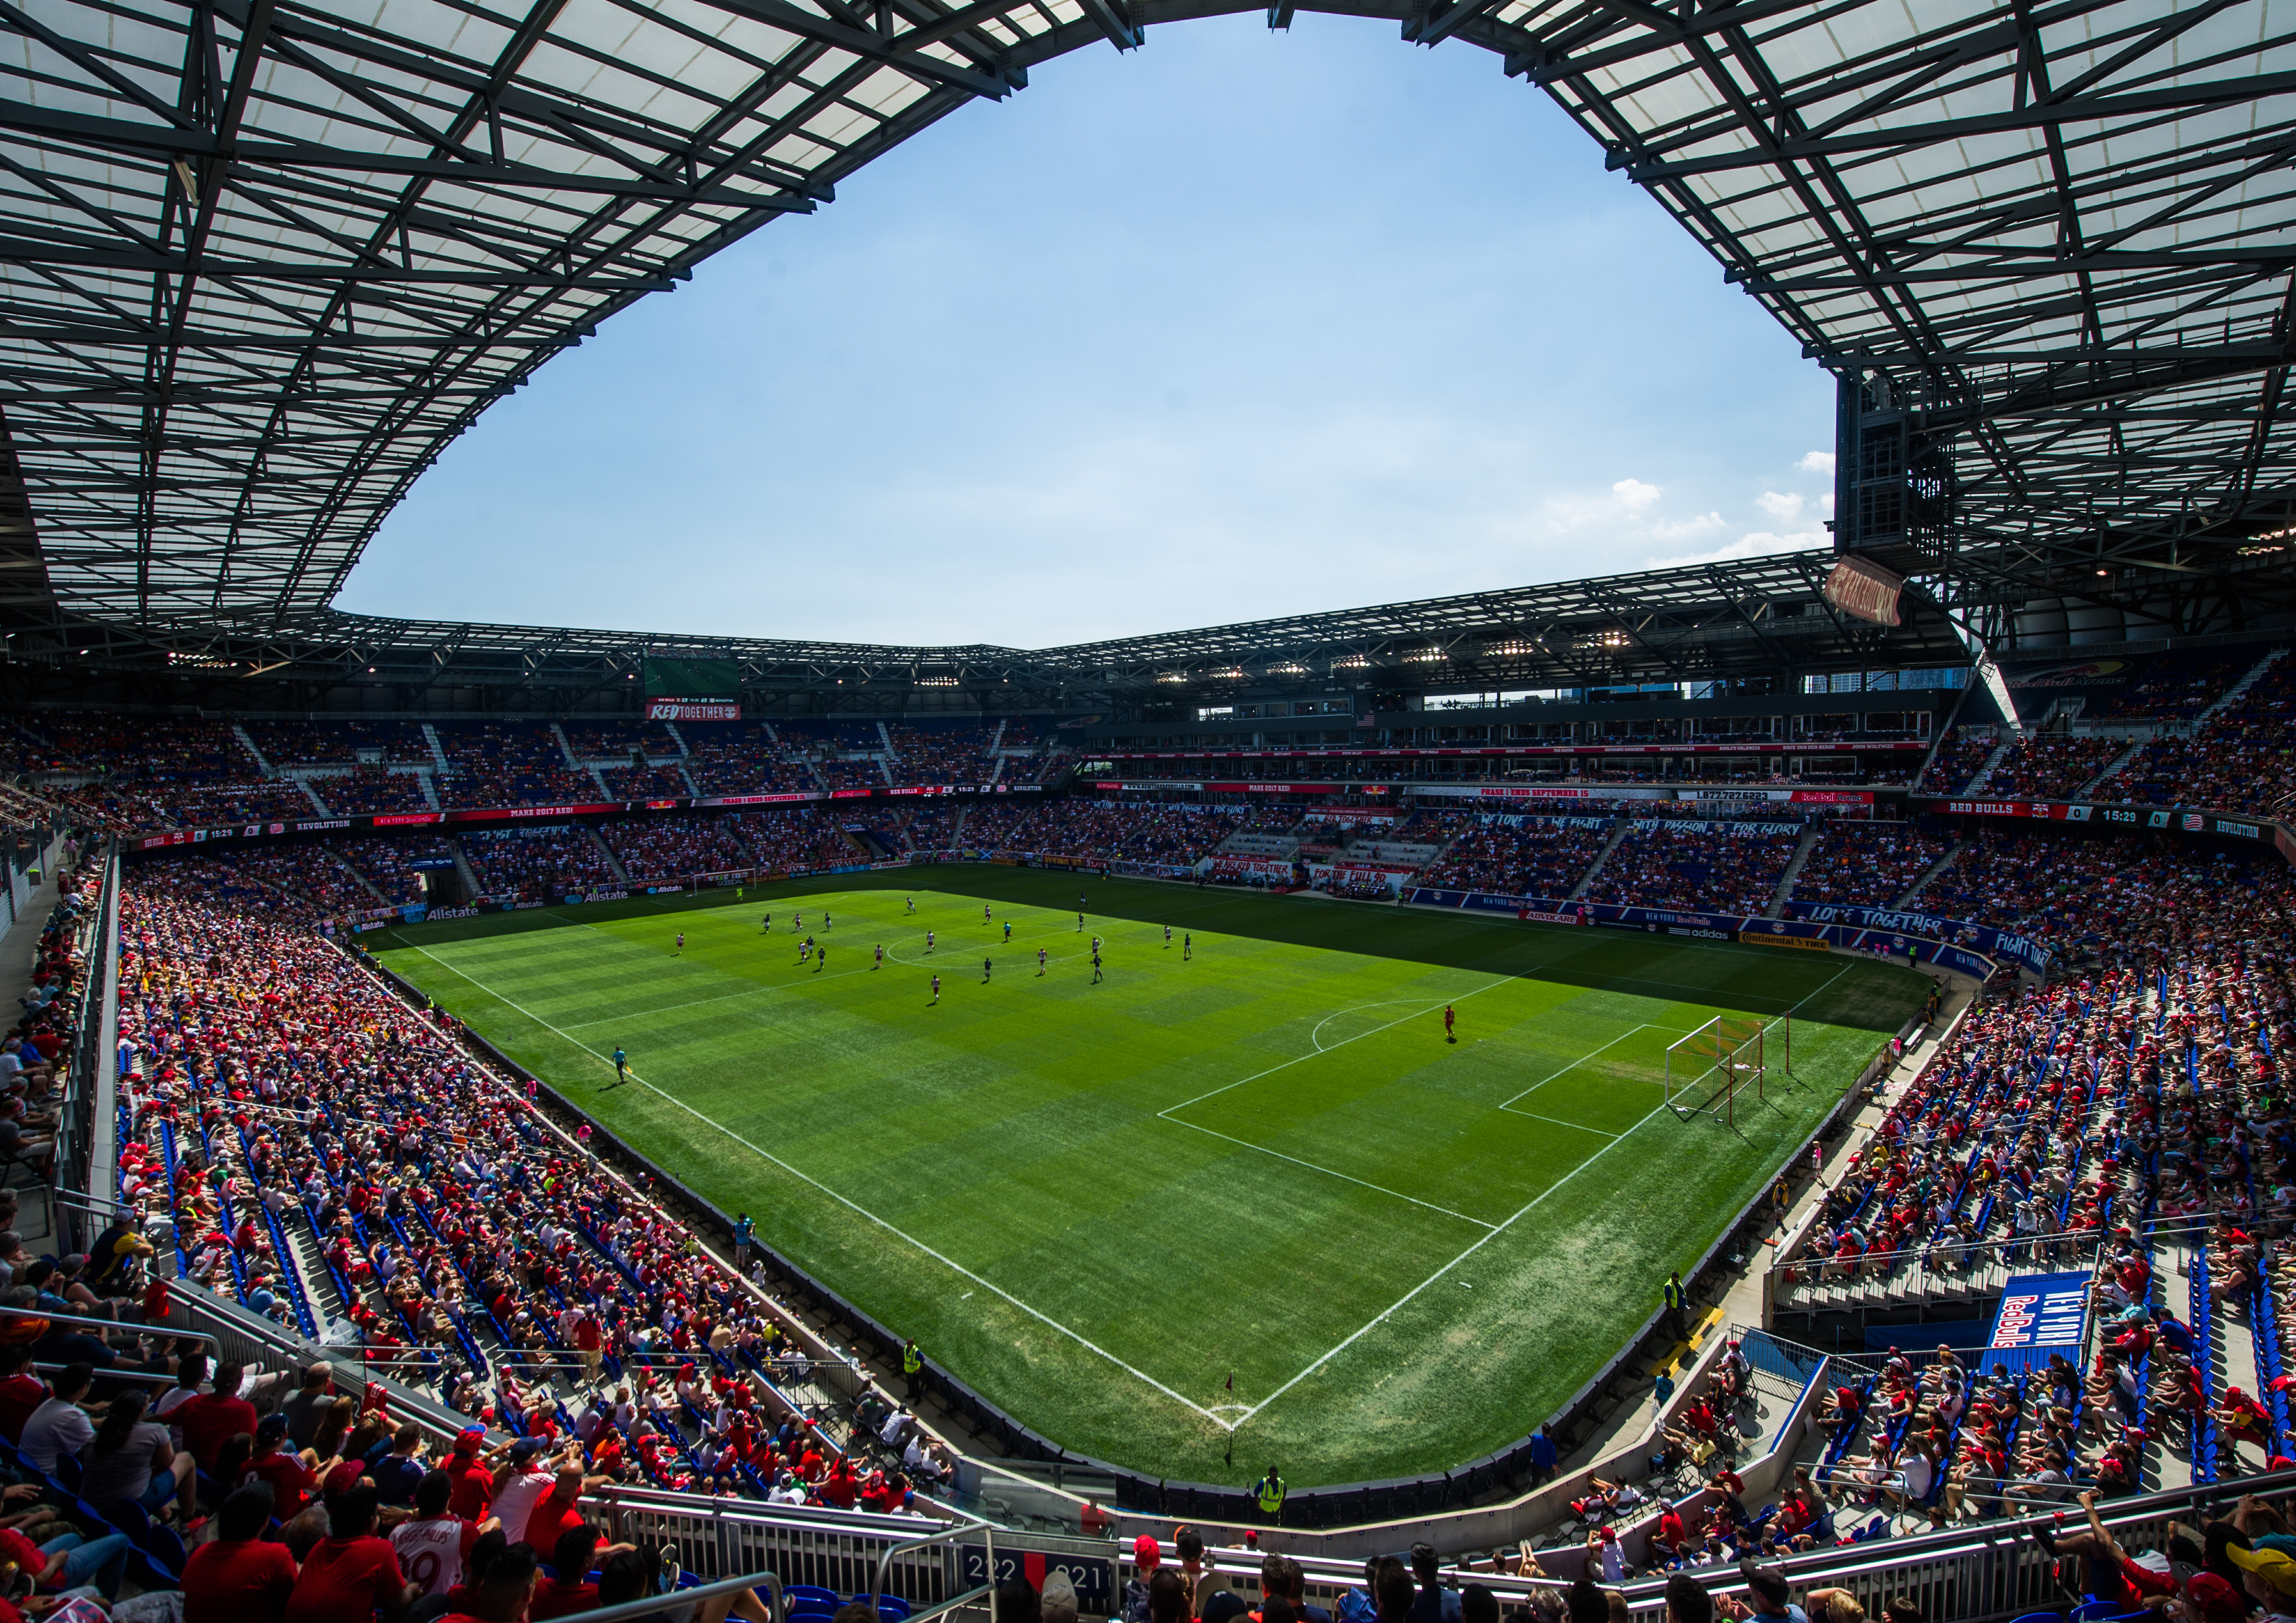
(522, 1460, 607, 1555)
(0, 1346, 44, 1444)
(185, 1481, 299, 1623)
(443, 1429, 505, 1522)
(530, 1525, 631, 1621)
(284, 1481, 415, 1623)
(175, 1361, 259, 1473)
(243, 1413, 320, 1517)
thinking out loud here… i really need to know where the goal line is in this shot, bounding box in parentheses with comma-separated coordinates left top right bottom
(1664, 1014, 1789, 1124)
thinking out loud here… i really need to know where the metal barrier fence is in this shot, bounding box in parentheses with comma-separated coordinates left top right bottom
(54, 837, 111, 1252)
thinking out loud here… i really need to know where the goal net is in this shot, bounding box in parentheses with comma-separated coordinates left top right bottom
(1665, 1015, 1785, 1121)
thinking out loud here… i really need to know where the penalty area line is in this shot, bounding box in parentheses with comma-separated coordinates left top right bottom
(391, 940, 1241, 1433)
(1233, 1094, 1675, 1429)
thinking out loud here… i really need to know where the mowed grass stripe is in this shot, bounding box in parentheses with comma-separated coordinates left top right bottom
(378, 866, 1925, 1486)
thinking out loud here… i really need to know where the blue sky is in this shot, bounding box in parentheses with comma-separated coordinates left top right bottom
(339, 13, 1836, 648)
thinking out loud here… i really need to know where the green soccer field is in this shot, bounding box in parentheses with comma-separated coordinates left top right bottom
(373, 866, 1923, 1488)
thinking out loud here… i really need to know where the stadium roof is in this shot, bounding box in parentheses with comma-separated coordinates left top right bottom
(3, 0, 2295, 659)
(24, 547, 1969, 700)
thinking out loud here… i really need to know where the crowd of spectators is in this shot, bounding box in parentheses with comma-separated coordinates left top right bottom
(563, 722, 678, 761)
(2100, 657, 2296, 812)
(720, 809, 862, 872)
(2089, 647, 2262, 721)
(1914, 832, 2285, 962)
(245, 720, 433, 767)
(956, 801, 1244, 866)
(1791, 822, 1956, 908)
(329, 835, 457, 907)
(1916, 731, 1999, 795)
(903, 805, 963, 851)
(94, 873, 934, 1607)
(307, 768, 432, 816)
(599, 817, 755, 881)
(598, 763, 692, 799)
(1421, 819, 1611, 900)
(1979, 737, 2124, 802)
(460, 827, 619, 901)
(885, 726, 995, 786)
(432, 725, 597, 812)
(1584, 823, 1802, 915)
(676, 722, 815, 796)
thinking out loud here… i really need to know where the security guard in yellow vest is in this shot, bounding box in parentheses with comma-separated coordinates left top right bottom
(1254, 1464, 1286, 1525)
(1661, 1271, 1686, 1340)
(903, 1338, 924, 1400)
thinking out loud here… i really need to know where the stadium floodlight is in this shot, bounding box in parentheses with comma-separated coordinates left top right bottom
(1665, 1015, 1787, 1125)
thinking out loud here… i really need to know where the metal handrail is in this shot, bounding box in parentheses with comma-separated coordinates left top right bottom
(874, 1510, 996, 1620)
(0, 1301, 217, 1348)
(560, 1568, 783, 1623)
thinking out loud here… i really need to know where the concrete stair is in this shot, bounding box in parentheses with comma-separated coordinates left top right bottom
(1963, 737, 2018, 793)
(1766, 822, 1824, 917)
(1567, 816, 1631, 901)
(1895, 840, 1963, 907)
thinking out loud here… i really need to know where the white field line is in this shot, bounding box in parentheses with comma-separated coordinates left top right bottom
(1161, 1118, 1496, 1229)
(1228, 957, 1880, 1429)
(537, 903, 1197, 1030)
(1502, 1110, 1621, 1140)
(1234, 1094, 1676, 1427)
(1155, 977, 1514, 1120)
(395, 939, 1243, 1432)
(1496, 1023, 1666, 1111)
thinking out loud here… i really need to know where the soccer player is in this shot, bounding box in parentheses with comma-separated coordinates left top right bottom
(798, 938, 810, 963)
(736, 885, 745, 902)
(926, 929, 935, 953)
(1036, 947, 1047, 976)
(1163, 925, 1171, 949)
(761, 913, 771, 932)
(1183, 932, 1192, 961)
(983, 903, 992, 923)
(612, 1047, 629, 1083)
(931, 974, 940, 1005)
(1092, 934, 1102, 956)
(824, 911, 832, 931)
(794, 910, 803, 930)
(1091, 950, 1103, 984)
(816, 944, 827, 973)
(874, 944, 884, 970)
(1444, 1005, 1456, 1043)
(675, 932, 685, 955)
(982, 957, 992, 983)
(905, 897, 915, 914)
(1002, 920, 1012, 943)
(1076, 910, 1083, 932)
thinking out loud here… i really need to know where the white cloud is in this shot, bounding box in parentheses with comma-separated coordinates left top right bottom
(1755, 491, 1803, 521)
(1651, 511, 1725, 540)
(1797, 451, 1836, 476)
(1613, 477, 1661, 511)
(1643, 528, 1825, 570)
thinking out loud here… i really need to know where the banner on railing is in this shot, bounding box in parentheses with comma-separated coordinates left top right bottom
(1985, 1271, 2090, 1373)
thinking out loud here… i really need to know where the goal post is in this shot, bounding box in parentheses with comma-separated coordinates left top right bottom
(1665, 1014, 1785, 1122)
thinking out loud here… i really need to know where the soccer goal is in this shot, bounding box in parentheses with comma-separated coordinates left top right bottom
(1665, 1015, 1787, 1123)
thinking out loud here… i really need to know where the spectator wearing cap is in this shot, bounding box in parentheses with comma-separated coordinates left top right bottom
(1736, 1560, 1805, 1623)
(244, 1412, 320, 1516)
(442, 1427, 501, 1521)
(1042, 1572, 1080, 1623)
(2230, 1544, 2296, 1623)
(1125, 1535, 1161, 1623)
